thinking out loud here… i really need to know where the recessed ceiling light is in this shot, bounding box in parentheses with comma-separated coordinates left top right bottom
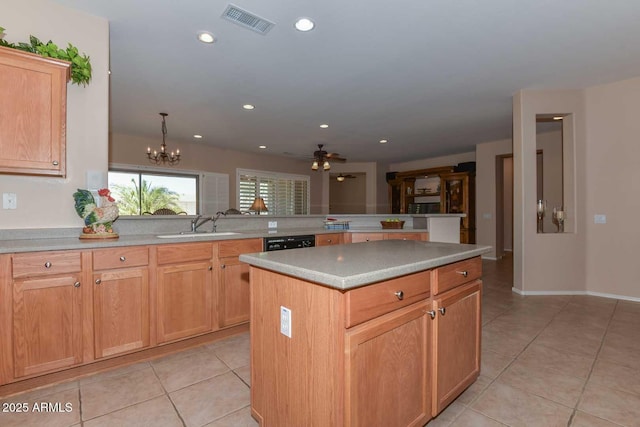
(553, 116, 563, 120)
(243, 104, 255, 110)
(193, 134, 203, 139)
(320, 124, 329, 128)
(259, 145, 267, 149)
(379, 139, 388, 144)
(295, 18, 315, 32)
(197, 31, 215, 44)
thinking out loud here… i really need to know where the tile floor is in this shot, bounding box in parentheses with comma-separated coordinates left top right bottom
(1, 254, 639, 426)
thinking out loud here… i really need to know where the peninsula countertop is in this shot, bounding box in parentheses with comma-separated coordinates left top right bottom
(239, 240, 491, 290)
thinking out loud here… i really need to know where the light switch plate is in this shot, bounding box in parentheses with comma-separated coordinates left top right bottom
(594, 214, 606, 224)
(268, 221, 278, 229)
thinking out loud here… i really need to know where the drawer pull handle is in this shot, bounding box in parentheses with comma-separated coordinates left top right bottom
(44, 262, 52, 268)
(438, 307, 446, 316)
(394, 290, 404, 300)
(95, 279, 102, 285)
(427, 310, 436, 319)
(456, 270, 469, 277)
(74, 281, 81, 288)
(119, 256, 126, 262)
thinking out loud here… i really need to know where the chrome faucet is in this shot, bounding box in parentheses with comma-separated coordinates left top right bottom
(190, 211, 226, 233)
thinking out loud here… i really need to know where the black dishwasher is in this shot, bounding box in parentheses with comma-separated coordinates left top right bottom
(263, 235, 315, 251)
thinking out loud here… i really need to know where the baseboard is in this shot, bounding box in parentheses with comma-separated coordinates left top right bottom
(511, 287, 640, 302)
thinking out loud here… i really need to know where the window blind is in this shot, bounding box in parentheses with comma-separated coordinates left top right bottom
(237, 169, 310, 215)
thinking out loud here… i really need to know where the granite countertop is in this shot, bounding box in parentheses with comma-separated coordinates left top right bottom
(0, 227, 430, 254)
(239, 240, 491, 290)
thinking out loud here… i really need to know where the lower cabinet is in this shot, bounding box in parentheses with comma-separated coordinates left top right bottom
(11, 251, 84, 378)
(345, 301, 431, 427)
(430, 280, 482, 415)
(218, 239, 262, 327)
(156, 243, 214, 343)
(315, 233, 344, 246)
(348, 232, 428, 243)
(13, 274, 83, 378)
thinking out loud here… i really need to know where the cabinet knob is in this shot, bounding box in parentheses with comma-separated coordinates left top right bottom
(438, 307, 446, 316)
(427, 310, 436, 319)
(221, 264, 226, 269)
(394, 290, 404, 300)
(74, 281, 81, 288)
(327, 239, 332, 243)
(119, 256, 126, 262)
(208, 266, 213, 271)
(365, 238, 370, 242)
(95, 279, 102, 285)
(456, 270, 469, 277)
(52, 161, 59, 166)
(44, 261, 52, 268)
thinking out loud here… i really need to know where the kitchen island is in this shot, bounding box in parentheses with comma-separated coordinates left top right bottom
(240, 240, 491, 427)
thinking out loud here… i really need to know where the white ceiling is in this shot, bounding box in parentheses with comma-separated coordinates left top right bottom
(54, 0, 640, 164)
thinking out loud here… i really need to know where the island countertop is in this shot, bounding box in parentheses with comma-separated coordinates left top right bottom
(239, 240, 491, 290)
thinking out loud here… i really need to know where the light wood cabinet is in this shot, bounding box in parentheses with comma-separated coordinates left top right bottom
(11, 251, 83, 378)
(430, 273, 481, 415)
(251, 267, 433, 426)
(156, 243, 214, 343)
(347, 232, 428, 243)
(92, 247, 150, 359)
(218, 239, 262, 327)
(315, 233, 343, 246)
(0, 46, 70, 177)
(345, 301, 431, 427)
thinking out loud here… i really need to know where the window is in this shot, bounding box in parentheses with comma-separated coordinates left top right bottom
(237, 169, 310, 215)
(108, 170, 198, 215)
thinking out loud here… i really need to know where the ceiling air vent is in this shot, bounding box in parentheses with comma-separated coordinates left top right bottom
(221, 4, 275, 35)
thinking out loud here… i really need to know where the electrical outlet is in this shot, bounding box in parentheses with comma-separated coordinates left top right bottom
(280, 306, 292, 338)
(268, 221, 278, 229)
(2, 193, 17, 210)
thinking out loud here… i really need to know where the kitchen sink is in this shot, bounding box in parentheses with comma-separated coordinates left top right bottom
(156, 232, 241, 238)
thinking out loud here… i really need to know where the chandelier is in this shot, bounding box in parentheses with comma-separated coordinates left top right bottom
(146, 113, 180, 165)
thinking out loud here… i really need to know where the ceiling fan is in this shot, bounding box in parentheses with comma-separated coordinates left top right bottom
(311, 144, 346, 171)
(336, 173, 357, 182)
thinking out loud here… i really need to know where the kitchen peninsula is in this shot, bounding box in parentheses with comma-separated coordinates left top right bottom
(240, 240, 491, 426)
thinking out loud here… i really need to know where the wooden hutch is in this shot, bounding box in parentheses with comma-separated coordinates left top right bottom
(387, 165, 476, 244)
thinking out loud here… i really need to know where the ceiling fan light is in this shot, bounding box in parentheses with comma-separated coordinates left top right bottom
(323, 161, 331, 171)
(311, 160, 319, 170)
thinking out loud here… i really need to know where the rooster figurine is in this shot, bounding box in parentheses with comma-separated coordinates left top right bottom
(73, 188, 119, 238)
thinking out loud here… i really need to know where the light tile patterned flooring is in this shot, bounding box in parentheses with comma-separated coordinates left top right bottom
(2, 253, 640, 426)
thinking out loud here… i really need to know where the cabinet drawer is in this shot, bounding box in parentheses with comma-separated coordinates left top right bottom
(93, 246, 149, 270)
(384, 232, 427, 241)
(12, 251, 81, 278)
(315, 233, 343, 246)
(157, 243, 212, 265)
(431, 257, 481, 295)
(218, 238, 262, 258)
(345, 271, 430, 327)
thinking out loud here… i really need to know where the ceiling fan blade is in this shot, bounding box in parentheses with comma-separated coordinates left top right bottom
(326, 154, 346, 162)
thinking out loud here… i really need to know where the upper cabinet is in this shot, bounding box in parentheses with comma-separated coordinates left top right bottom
(0, 47, 71, 177)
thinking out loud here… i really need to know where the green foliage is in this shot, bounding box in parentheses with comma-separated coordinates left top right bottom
(112, 179, 183, 215)
(0, 26, 92, 86)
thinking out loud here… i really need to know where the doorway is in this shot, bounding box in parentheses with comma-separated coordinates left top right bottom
(495, 154, 514, 259)
(329, 172, 366, 214)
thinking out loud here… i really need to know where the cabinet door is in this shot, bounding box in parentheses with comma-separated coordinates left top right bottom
(93, 268, 150, 358)
(0, 47, 70, 176)
(431, 280, 481, 415)
(345, 301, 431, 427)
(315, 233, 343, 246)
(13, 274, 82, 377)
(219, 256, 250, 327)
(157, 261, 213, 343)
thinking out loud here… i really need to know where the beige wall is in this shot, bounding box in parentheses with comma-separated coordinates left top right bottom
(584, 76, 640, 299)
(389, 152, 476, 172)
(475, 138, 512, 259)
(110, 133, 323, 213)
(0, 0, 109, 230)
(513, 90, 587, 295)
